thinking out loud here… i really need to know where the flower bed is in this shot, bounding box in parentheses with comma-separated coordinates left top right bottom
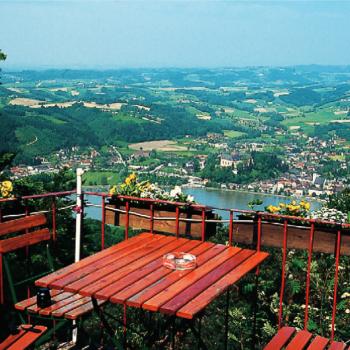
(105, 199, 217, 239)
(232, 219, 350, 255)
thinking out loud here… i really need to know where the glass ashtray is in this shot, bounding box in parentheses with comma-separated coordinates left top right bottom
(163, 252, 197, 270)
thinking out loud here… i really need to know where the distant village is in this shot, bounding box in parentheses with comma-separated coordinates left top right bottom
(9, 132, 348, 199)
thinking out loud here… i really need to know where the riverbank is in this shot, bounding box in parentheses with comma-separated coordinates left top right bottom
(194, 186, 325, 203)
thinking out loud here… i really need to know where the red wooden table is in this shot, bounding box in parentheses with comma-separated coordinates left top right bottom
(35, 233, 269, 320)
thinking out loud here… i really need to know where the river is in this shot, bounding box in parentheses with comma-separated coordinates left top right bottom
(83, 187, 321, 221)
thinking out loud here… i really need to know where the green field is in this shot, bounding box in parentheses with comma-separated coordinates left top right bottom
(83, 171, 121, 186)
(223, 130, 246, 138)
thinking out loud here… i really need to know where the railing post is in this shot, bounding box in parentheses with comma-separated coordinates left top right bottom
(51, 197, 57, 241)
(125, 201, 129, 240)
(201, 208, 206, 242)
(101, 196, 105, 250)
(278, 219, 288, 329)
(175, 206, 180, 238)
(331, 229, 342, 341)
(304, 221, 315, 330)
(150, 204, 154, 234)
(0, 253, 3, 304)
(255, 213, 262, 276)
(228, 210, 233, 246)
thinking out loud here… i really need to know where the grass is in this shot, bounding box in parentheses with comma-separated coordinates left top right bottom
(40, 115, 66, 125)
(282, 108, 344, 127)
(223, 130, 246, 138)
(83, 171, 121, 186)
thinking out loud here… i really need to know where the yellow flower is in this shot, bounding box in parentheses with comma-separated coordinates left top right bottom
(267, 205, 280, 213)
(129, 173, 137, 181)
(279, 203, 286, 208)
(124, 173, 137, 186)
(304, 202, 311, 211)
(109, 185, 117, 195)
(1, 190, 9, 198)
(1, 181, 13, 198)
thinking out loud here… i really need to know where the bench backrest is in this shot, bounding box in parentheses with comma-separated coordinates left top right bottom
(0, 215, 50, 254)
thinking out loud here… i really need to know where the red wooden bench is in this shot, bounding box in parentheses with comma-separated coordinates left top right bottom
(0, 214, 101, 320)
(264, 326, 348, 349)
(0, 324, 47, 350)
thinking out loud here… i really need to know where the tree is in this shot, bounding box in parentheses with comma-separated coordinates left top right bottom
(0, 49, 6, 61)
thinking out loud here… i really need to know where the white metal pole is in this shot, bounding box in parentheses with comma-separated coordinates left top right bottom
(75, 167, 84, 263)
(73, 167, 84, 344)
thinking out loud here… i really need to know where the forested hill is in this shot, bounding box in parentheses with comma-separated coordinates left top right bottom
(1, 102, 228, 164)
(1, 66, 350, 165)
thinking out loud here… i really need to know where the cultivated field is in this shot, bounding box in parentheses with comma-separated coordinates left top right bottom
(129, 140, 188, 151)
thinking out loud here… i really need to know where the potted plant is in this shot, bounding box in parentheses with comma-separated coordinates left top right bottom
(105, 174, 216, 238)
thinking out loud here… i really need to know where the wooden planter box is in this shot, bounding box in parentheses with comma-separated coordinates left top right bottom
(105, 201, 216, 239)
(232, 220, 350, 255)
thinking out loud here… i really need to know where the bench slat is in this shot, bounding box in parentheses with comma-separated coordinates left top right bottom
(0, 215, 46, 236)
(5, 325, 47, 350)
(0, 229, 50, 253)
(285, 330, 312, 350)
(0, 329, 25, 350)
(307, 335, 329, 350)
(328, 342, 347, 350)
(263, 327, 296, 350)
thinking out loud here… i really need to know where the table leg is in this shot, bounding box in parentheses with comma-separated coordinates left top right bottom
(91, 297, 115, 339)
(224, 288, 230, 350)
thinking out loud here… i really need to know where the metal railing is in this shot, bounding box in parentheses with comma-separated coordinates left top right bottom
(0, 187, 349, 343)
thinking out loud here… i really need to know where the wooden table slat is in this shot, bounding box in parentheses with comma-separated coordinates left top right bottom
(38, 293, 85, 316)
(50, 234, 167, 289)
(94, 239, 202, 300)
(121, 242, 224, 308)
(51, 296, 92, 317)
(78, 237, 188, 296)
(142, 246, 242, 312)
(15, 289, 63, 311)
(64, 299, 106, 320)
(35, 233, 153, 287)
(34, 234, 270, 322)
(27, 292, 75, 314)
(160, 249, 256, 315)
(176, 251, 269, 318)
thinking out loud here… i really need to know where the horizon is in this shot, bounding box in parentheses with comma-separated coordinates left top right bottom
(1, 1, 350, 69)
(3, 63, 350, 73)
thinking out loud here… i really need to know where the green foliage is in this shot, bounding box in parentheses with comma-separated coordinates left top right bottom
(327, 188, 350, 214)
(0, 50, 6, 61)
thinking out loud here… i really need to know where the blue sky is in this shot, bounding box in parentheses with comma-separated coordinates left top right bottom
(0, 0, 349, 69)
